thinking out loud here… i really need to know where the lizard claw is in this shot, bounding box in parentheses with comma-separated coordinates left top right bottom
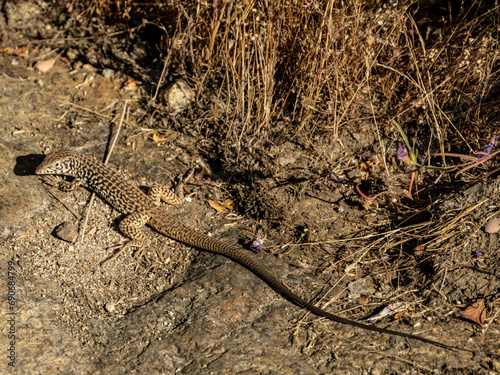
(100, 240, 147, 266)
(40, 175, 80, 191)
(40, 175, 63, 187)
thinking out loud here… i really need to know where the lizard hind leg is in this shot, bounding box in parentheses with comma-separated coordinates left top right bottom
(100, 212, 151, 265)
(149, 184, 184, 206)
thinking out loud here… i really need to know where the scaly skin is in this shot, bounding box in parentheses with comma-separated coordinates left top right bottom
(36, 150, 467, 351)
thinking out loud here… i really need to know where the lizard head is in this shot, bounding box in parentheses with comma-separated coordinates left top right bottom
(36, 150, 81, 177)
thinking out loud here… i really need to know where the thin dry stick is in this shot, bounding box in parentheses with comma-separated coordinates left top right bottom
(64, 100, 136, 124)
(79, 100, 129, 242)
(151, 54, 170, 106)
(291, 217, 443, 336)
(427, 198, 489, 248)
(104, 100, 128, 164)
(277, 220, 433, 248)
(483, 303, 500, 336)
(48, 191, 82, 220)
(376, 63, 472, 153)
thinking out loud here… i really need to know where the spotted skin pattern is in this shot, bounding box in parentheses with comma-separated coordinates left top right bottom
(35, 150, 465, 351)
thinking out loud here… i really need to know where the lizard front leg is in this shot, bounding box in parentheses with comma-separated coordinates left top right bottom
(41, 175, 82, 192)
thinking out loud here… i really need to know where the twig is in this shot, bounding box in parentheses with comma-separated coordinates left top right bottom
(80, 100, 128, 242)
(482, 302, 500, 336)
(48, 191, 82, 220)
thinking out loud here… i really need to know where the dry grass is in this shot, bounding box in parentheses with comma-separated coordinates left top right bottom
(70, 2, 494, 132)
(71, 1, 498, 169)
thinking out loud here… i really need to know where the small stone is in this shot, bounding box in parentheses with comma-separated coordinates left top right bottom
(102, 68, 115, 78)
(105, 302, 115, 313)
(485, 218, 500, 233)
(161, 79, 194, 114)
(81, 63, 97, 72)
(54, 221, 78, 243)
(279, 155, 296, 166)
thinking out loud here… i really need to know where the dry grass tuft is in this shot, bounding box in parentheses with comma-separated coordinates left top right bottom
(69, 2, 498, 163)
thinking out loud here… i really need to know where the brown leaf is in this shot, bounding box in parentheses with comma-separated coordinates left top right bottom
(485, 218, 500, 233)
(14, 47, 28, 56)
(208, 199, 227, 212)
(122, 79, 138, 91)
(35, 51, 63, 72)
(221, 199, 235, 210)
(208, 199, 235, 212)
(83, 226, 97, 241)
(152, 133, 167, 142)
(35, 57, 57, 72)
(413, 244, 425, 256)
(0, 47, 13, 54)
(359, 161, 373, 171)
(461, 299, 486, 325)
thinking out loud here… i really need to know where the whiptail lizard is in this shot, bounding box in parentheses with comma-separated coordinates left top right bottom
(36, 150, 467, 351)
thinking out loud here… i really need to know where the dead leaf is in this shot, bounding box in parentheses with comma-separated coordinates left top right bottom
(35, 51, 63, 72)
(0, 46, 29, 56)
(485, 218, 500, 233)
(83, 226, 97, 241)
(152, 133, 167, 142)
(14, 47, 28, 56)
(152, 130, 177, 143)
(359, 160, 373, 171)
(208, 199, 235, 212)
(209, 200, 226, 212)
(122, 79, 138, 91)
(414, 244, 425, 256)
(221, 199, 235, 210)
(461, 299, 486, 325)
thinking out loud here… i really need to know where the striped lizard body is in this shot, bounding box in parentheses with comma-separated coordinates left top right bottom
(35, 150, 465, 351)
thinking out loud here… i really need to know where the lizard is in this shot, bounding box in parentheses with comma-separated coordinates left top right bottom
(35, 150, 467, 351)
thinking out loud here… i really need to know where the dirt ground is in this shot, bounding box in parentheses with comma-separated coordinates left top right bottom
(1, 1, 499, 374)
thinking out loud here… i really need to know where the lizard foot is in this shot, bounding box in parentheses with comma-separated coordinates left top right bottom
(100, 240, 146, 266)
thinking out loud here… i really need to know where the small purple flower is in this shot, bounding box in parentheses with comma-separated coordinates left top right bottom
(396, 145, 408, 161)
(484, 143, 494, 154)
(478, 135, 498, 158)
(327, 173, 347, 184)
(250, 239, 263, 254)
(303, 0, 313, 9)
(474, 249, 482, 258)
(367, 305, 392, 323)
(250, 231, 266, 254)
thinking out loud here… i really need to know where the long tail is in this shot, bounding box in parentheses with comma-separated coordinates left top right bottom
(151, 210, 467, 351)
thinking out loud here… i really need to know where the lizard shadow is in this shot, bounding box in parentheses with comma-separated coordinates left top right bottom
(14, 153, 46, 176)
